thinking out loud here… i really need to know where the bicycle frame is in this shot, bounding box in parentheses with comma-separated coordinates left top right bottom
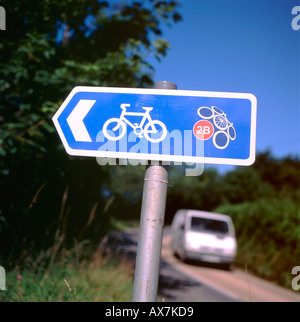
(103, 103, 167, 143)
(119, 104, 156, 132)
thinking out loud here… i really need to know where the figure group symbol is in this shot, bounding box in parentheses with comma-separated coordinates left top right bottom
(197, 106, 236, 149)
(103, 103, 167, 143)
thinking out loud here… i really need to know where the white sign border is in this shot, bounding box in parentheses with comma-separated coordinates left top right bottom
(52, 86, 257, 166)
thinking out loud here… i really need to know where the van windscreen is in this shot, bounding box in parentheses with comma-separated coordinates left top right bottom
(190, 217, 229, 234)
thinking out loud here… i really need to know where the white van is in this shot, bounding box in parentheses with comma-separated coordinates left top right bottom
(170, 209, 237, 269)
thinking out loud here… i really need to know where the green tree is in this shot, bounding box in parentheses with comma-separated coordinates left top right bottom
(166, 166, 223, 222)
(0, 0, 181, 263)
(220, 166, 275, 204)
(252, 151, 300, 200)
(1, 0, 181, 162)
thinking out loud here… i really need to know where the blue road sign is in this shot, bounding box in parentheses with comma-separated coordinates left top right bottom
(52, 86, 257, 166)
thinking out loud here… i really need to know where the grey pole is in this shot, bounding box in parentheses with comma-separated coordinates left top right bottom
(132, 81, 177, 302)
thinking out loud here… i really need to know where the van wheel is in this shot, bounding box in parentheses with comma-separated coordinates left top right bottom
(221, 263, 232, 271)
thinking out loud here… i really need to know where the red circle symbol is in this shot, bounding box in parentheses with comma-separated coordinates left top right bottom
(193, 120, 214, 140)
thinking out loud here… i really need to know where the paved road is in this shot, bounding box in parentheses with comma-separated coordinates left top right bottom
(101, 228, 300, 302)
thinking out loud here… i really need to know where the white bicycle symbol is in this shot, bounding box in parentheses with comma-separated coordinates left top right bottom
(197, 106, 236, 149)
(103, 104, 167, 143)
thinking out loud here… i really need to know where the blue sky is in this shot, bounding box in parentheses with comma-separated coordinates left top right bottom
(147, 0, 300, 170)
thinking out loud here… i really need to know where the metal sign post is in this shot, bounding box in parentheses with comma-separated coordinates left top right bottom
(132, 81, 177, 302)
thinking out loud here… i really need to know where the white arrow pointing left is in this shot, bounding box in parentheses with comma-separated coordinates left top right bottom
(67, 99, 96, 142)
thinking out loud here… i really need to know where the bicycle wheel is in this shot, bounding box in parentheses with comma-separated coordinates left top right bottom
(103, 118, 126, 141)
(212, 106, 224, 115)
(197, 106, 214, 119)
(227, 123, 236, 140)
(213, 131, 229, 149)
(213, 114, 228, 130)
(144, 120, 167, 143)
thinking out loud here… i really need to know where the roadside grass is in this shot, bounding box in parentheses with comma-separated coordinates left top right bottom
(1, 242, 134, 302)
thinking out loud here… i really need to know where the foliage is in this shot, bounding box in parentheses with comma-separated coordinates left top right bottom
(0, 0, 182, 162)
(165, 152, 300, 221)
(220, 166, 274, 204)
(0, 0, 182, 263)
(252, 150, 300, 201)
(216, 198, 300, 288)
(165, 166, 223, 222)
